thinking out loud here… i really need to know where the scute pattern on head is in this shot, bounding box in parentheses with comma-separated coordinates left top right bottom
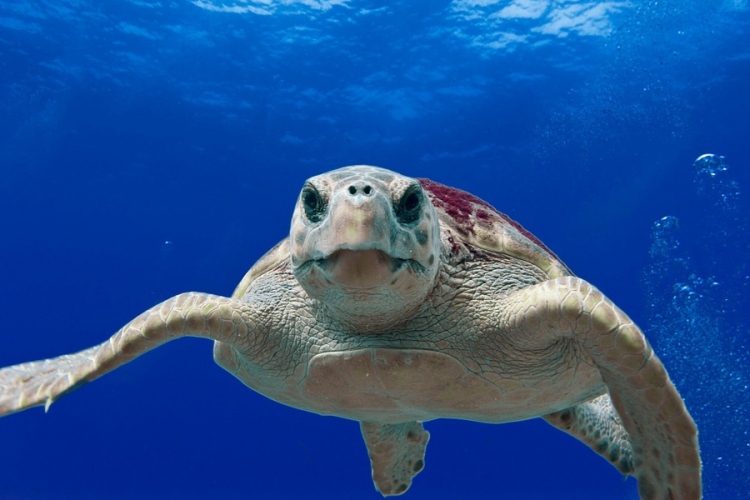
(288, 166, 443, 326)
(419, 178, 572, 278)
(290, 166, 440, 270)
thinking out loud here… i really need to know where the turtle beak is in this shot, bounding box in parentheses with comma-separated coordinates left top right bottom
(327, 194, 389, 251)
(312, 192, 404, 289)
(322, 249, 404, 289)
(288, 167, 442, 325)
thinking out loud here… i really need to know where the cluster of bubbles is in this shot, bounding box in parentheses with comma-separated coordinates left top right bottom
(643, 154, 749, 499)
(694, 154, 742, 212)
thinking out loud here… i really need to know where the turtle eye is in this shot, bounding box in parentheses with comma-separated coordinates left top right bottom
(396, 185, 423, 225)
(302, 185, 326, 223)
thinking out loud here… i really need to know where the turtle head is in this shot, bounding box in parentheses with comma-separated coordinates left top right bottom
(290, 165, 441, 328)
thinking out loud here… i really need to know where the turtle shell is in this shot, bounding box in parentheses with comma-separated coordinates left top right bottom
(231, 238, 291, 299)
(232, 176, 573, 300)
(418, 178, 572, 279)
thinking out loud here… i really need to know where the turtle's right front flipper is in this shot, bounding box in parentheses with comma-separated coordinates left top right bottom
(0, 292, 257, 417)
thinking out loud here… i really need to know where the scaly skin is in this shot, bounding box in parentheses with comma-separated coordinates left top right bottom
(501, 277, 701, 499)
(360, 421, 430, 496)
(0, 293, 255, 416)
(0, 165, 700, 499)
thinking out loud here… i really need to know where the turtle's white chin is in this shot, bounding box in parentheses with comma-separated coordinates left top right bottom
(296, 250, 431, 330)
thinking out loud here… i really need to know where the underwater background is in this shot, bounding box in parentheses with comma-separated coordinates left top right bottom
(0, 1, 748, 499)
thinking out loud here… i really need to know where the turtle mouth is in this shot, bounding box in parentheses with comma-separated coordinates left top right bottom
(314, 249, 410, 289)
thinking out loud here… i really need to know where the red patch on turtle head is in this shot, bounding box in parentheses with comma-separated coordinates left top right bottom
(418, 177, 563, 265)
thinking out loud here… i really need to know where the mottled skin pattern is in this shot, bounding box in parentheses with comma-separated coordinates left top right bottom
(0, 166, 700, 499)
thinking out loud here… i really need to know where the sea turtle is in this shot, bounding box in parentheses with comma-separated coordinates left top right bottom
(0, 165, 700, 498)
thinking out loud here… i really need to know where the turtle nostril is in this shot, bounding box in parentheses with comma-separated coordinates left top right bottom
(348, 184, 374, 196)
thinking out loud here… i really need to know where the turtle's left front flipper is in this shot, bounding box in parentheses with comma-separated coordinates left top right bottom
(0, 292, 256, 417)
(360, 421, 429, 497)
(501, 277, 701, 500)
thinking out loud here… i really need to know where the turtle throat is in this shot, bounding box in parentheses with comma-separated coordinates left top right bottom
(295, 249, 432, 330)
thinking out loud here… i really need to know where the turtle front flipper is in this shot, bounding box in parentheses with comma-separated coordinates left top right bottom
(543, 394, 634, 475)
(500, 277, 701, 500)
(360, 421, 430, 497)
(0, 292, 256, 417)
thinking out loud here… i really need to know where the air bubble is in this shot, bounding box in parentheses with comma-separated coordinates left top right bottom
(644, 153, 749, 498)
(694, 153, 741, 211)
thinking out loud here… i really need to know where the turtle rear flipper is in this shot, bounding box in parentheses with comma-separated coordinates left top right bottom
(360, 421, 430, 497)
(543, 394, 634, 475)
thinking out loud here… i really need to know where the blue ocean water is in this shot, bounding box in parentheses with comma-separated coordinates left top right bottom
(0, 1, 748, 499)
